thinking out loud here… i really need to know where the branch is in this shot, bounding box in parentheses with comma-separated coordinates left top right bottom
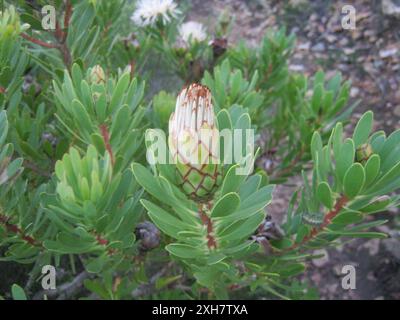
(21, 0, 73, 68)
(33, 271, 91, 300)
(282, 194, 348, 253)
(0, 213, 42, 247)
(198, 203, 217, 249)
(62, 0, 73, 43)
(99, 124, 115, 167)
(20, 33, 59, 49)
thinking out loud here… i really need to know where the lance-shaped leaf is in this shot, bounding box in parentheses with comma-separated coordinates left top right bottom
(343, 163, 365, 199)
(211, 192, 240, 218)
(352, 111, 373, 147)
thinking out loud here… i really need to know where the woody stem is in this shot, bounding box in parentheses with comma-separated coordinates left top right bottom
(198, 203, 217, 250)
(283, 194, 348, 253)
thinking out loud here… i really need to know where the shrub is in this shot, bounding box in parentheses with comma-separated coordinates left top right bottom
(0, 1, 399, 300)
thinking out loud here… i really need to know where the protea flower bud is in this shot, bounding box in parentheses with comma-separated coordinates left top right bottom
(89, 65, 106, 84)
(168, 84, 222, 201)
(356, 143, 373, 164)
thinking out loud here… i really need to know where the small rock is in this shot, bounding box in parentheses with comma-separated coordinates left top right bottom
(379, 47, 398, 59)
(289, 64, 305, 72)
(309, 13, 318, 22)
(382, 0, 400, 18)
(363, 239, 380, 255)
(311, 42, 325, 52)
(326, 283, 338, 294)
(298, 41, 311, 51)
(350, 87, 360, 98)
(312, 249, 329, 268)
(343, 47, 356, 55)
(289, 0, 308, 7)
(383, 238, 400, 261)
(338, 37, 349, 46)
(324, 34, 337, 43)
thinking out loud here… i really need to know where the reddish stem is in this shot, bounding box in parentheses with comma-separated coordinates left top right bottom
(62, 0, 73, 43)
(129, 60, 136, 80)
(198, 204, 217, 249)
(95, 234, 109, 246)
(99, 124, 115, 167)
(21, 33, 59, 48)
(21, 1, 73, 67)
(0, 214, 42, 247)
(283, 195, 348, 252)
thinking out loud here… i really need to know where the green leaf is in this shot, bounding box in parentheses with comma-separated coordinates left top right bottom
(220, 164, 247, 196)
(311, 84, 323, 114)
(85, 255, 106, 273)
(278, 263, 306, 277)
(0, 111, 8, 147)
(11, 284, 27, 300)
(239, 174, 261, 199)
(343, 163, 365, 198)
(317, 182, 333, 209)
(324, 230, 387, 239)
(216, 109, 232, 130)
(218, 212, 265, 242)
(211, 192, 240, 218)
(310, 131, 323, 163)
(166, 243, 205, 259)
(331, 211, 362, 224)
(353, 111, 373, 147)
(365, 160, 400, 195)
(155, 275, 182, 290)
(336, 139, 355, 184)
(131, 163, 163, 201)
(364, 154, 380, 186)
(360, 196, 391, 214)
(141, 199, 193, 239)
(270, 238, 294, 250)
(84, 280, 109, 299)
(226, 185, 274, 221)
(109, 73, 130, 113)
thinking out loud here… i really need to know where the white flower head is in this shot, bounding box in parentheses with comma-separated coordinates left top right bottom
(131, 0, 181, 27)
(179, 21, 207, 43)
(169, 84, 219, 165)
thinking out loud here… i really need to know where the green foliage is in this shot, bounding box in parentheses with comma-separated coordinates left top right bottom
(53, 64, 146, 170)
(11, 284, 27, 300)
(42, 145, 143, 272)
(281, 112, 400, 253)
(202, 59, 264, 115)
(0, 6, 29, 110)
(0, 1, 399, 301)
(133, 107, 273, 295)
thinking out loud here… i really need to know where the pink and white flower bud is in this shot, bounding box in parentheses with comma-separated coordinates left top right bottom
(168, 84, 222, 200)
